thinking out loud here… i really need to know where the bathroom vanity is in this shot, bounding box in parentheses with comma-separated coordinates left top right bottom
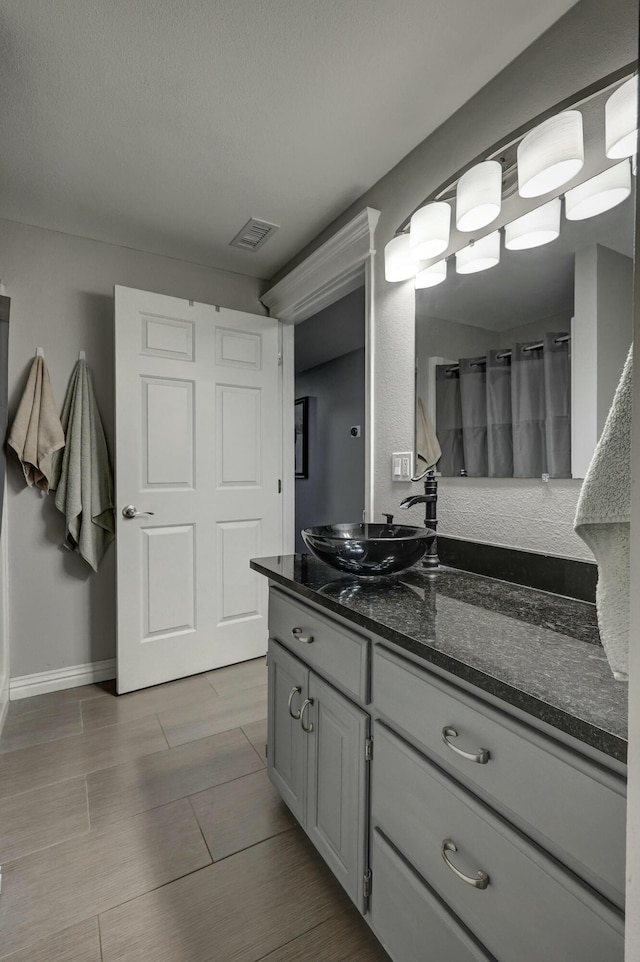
(251, 554, 628, 962)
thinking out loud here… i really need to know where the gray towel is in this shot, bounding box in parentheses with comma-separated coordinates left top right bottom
(574, 345, 632, 681)
(50, 360, 115, 571)
(416, 397, 442, 470)
(7, 355, 65, 492)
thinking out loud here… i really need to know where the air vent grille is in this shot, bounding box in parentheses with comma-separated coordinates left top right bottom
(230, 218, 280, 252)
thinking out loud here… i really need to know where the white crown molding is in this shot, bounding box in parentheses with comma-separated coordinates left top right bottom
(10, 658, 116, 700)
(261, 207, 381, 324)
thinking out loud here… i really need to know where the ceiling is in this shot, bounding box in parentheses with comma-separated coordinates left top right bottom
(0, 0, 577, 280)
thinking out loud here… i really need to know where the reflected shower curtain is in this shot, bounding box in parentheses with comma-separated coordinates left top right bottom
(435, 365, 464, 477)
(459, 357, 488, 477)
(511, 342, 547, 478)
(543, 331, 571, 478)
(486, 350, 513, 477)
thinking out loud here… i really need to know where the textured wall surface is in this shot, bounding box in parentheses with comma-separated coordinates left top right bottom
(273, 0, 637, 562)
(0, 218, 264, 678)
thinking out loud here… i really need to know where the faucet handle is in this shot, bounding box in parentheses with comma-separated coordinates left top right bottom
(382, 513, 394, 525)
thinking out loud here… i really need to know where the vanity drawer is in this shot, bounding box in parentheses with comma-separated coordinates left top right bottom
(373, 645, 626, 905)
(370, 829, 495, 962)
(371, 722, 624, 962)
(269, 588, 369, 702)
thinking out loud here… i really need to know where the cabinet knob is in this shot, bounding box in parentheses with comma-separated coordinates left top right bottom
(300, 698, 314, 734)
(291, 627, 314, 644)
(442, 726, 490, 765)
(288, 686, 302, 720)
(441, 839, 489, 890)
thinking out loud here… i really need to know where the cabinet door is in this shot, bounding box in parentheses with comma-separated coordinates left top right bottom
(267, 640, 308, 824)
(305, 672, 370, 911)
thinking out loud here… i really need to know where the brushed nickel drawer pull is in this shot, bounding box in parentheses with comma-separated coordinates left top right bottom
(442, 726, 490, 765)
(441, 839, 489, 890)
(300, 698, 314, 733)
(291, 627, 314, 644)
(288, 686, 302, 720)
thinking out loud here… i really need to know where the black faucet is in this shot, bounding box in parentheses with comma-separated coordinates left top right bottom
(400, 472, 439, 568)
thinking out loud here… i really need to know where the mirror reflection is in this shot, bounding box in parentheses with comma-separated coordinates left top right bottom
(415, 175, 634, 480)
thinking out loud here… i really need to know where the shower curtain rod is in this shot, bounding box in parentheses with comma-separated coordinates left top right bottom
(444, 333, 571, 373)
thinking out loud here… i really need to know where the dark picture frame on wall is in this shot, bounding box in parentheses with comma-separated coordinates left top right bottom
(294, 396, 309, 479)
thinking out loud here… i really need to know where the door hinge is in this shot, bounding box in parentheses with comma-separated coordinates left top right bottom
(265, 743, 268, 759)
(365, 736, 373, 761)
(363, 868, 372, 900)
(265, 650, 269, 667)
(278, 479, 282, 494)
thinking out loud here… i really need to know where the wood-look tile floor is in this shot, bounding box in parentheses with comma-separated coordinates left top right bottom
(0, 659, 388, 962)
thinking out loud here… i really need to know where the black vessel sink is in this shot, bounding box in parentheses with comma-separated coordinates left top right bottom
(301, 523, 436, 577)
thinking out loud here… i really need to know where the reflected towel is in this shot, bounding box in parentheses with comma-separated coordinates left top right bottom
(7, 355, 65, 492)
(574, 345, 632, 680)
(416, 397, 442, 470)
(50, 360, 115, 571)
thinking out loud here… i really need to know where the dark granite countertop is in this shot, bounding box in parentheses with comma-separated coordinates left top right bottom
(250, 554, 628, 764)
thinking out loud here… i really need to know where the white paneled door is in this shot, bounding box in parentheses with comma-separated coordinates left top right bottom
(114, 286, 283, 694)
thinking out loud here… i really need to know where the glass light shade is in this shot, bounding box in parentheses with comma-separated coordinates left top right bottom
(504, 198, 561, 250)
(384, 234, 420, 282)
(456, 160, 502, 231)
(455, 232, 500, 274)
(565, 161, 631, 221)
(415, 259, 447, 289)
(409, 202, 451, 260)
(605, 76, 638, 159)
(517, 111, 584, 198)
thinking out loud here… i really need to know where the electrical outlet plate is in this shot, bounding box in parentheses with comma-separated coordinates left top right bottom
(391, 451, 414, 481)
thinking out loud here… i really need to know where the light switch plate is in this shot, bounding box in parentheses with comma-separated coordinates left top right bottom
(391, 451, 414, 481)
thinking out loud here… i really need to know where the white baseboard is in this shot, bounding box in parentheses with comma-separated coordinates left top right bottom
(10, 659, 116, 701)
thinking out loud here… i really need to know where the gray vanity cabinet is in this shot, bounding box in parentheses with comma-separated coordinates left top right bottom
(264, 582, 627, 962)
(267, 637, 370, 910)
(267, 639, 307, 823)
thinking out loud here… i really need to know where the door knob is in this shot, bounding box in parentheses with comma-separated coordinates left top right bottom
(122, 505, 155, 519)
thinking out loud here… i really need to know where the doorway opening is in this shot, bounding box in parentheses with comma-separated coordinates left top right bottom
(293, 287, 366, 551)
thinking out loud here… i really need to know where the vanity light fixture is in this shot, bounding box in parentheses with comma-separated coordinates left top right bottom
(605, 75, 639, 159)
(455, 231, 500, 274)
(504, 198, 561, 250)
(409, 202, 451, 260)
(456, 160, 502, 231)
(517, 110, 584, 198)
(565, 160, 632, 220)
(415, 259, 447, 289)
(384, 233, 421, 282)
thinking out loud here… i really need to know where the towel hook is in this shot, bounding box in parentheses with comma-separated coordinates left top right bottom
(78, 351, 86, 361)
(36, 347, 44, 357)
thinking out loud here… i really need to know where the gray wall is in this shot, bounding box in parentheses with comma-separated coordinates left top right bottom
(295, 348, 365, 551)
(271, 0, 638, 561)
(0, 217, 265, 679)
(295, 287, 365, 374)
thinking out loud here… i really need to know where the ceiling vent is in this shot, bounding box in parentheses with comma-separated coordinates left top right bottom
(230, 218, 280, 252)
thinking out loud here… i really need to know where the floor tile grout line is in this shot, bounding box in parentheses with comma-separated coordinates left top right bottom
(156, 712, 171, 749)
(0, 772, 93, 805)
(0, 716, 267, 805)
(0, 911, 104, 962)
(95, 828, 300, 931)
(251, 913, 342, 962)
(187, 795, 215, 864)
(97, 914, 105, 962)
(88, 757, 266, 834)
(0, 824, 93, 868)
(238, 724, 268, 766)
(209, 825, 297, 865)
